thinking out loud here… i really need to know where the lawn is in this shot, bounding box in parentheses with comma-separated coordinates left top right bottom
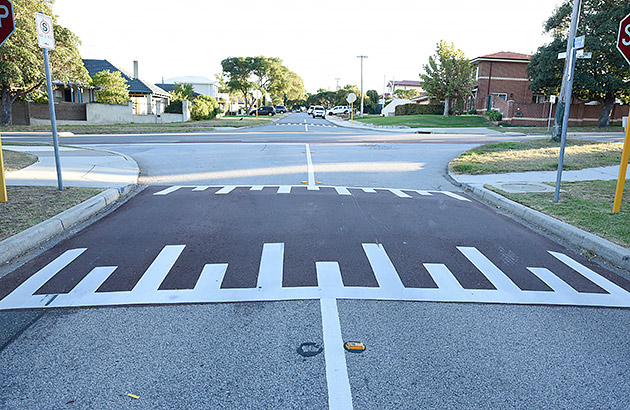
(1, 115, 277, 134)
(449, 138, 623, 174)
(492, 124, 625, 134)
(1, 149, 103, 241)
(354, 114, 495, 128)
(488, 180, 630, 248)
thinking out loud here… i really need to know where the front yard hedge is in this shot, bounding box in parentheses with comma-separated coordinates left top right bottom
(395, 103, 444, 116)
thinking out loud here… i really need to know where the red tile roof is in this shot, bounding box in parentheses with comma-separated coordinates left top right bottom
(391, 80, 422, 87)
(476, 52, 531, 61)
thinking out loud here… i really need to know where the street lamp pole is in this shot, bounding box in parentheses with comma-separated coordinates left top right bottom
(357, 55, 368, 117)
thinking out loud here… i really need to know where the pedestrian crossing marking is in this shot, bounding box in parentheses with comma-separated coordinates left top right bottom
(1, 243, 629, 311)
(152, 184, 469, 202)
(276, 123, 337, 128)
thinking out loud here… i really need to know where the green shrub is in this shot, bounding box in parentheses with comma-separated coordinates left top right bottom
(485, 109, 502, 121)
(395, 103, 444, 116)
(164, 101, 183, 114)
(191, 95, 220, 120)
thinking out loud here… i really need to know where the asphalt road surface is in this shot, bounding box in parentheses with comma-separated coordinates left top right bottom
(1, 114, 630, 409)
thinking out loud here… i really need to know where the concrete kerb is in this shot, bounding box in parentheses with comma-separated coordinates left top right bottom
(448, 173, 630, 272)
(0, 183, 135, 265)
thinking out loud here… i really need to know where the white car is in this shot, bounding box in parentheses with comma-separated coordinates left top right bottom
(307, 106, 315, 115)
(327, 105, 349, 115)
(312, 106, 326, 119)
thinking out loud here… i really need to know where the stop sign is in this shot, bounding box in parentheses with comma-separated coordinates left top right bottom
(618, 13, 630, 65)
(0, 0, 14, 48)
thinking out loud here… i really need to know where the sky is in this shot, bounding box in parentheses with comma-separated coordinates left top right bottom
(53, 0, 564, 94)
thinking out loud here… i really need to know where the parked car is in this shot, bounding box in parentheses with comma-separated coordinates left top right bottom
(307, 106, 315, 115)
(327, 105, 349, 115)
(274, 105, 287, 114)
(249, 106, 276, 116)
(312, 106, 326, 119)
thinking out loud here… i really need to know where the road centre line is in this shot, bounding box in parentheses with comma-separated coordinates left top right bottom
(305, 143, 315, 188)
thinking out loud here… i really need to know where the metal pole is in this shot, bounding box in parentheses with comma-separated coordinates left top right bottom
(43, 47, 63, 191)
(357, 55, 367, 117)
(613, 120, 630, 213)
(552, 0, 582, 142)
(0, 132, 7, 202)
(554, 47, 578, 203)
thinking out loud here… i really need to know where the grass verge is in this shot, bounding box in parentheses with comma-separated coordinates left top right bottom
(2, 116, 277, 134)
(491, 124, 624, 134)
(2, 149, 37, 172)
(487, 180, 630, 248)
(354, 114, 495, 128)
(0, 186, 104, 241)
(449, 138, 623, 174)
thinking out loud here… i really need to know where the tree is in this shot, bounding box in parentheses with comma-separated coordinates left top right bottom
(0, 0, 89, 125)
(170, 83, 195, 102)
(191, 95, 219, 120)
(527, 0, 630, 128)
(420, 40, 474, 116)
(366, 90, 380, 113)
(334, 85, 361, 106)
(393, 89, 421, 99)
(306, 90, 336, 107)
(90, 70, 129, 105)
(221, 56, 298, 112)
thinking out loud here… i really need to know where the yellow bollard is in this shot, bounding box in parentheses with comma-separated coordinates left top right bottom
(0, 132, 7, 202)
(613, 119, 630, 213)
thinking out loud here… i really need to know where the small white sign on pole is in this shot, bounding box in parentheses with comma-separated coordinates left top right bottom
(35, 12, 54, 50)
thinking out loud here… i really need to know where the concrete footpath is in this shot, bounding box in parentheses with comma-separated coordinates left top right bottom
(1, 145, 139, 264)
(450, 166, 630, 272)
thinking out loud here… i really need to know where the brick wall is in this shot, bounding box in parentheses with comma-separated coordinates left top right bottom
(11, 102, 87, 124)
(502, 100, 629, 126)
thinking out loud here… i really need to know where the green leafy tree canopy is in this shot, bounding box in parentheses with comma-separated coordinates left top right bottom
(0, 0, 89, 125)
(527, 0, 630, 127)
(420, 40, 474, 116)
(171, 83, 195, 102)
(91, 70, 129, 105)
(191, 95, 219, 120)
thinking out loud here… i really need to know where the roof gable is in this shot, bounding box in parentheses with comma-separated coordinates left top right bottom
(82, 59, 170, 98)
(471, 52, 531, 64)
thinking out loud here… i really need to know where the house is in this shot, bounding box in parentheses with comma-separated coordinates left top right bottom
(469, 51, 629, 125)
(82, 59, 171, 115)
(469, 52, 534, 114)
(162, 76, 220, 98)
(387, 80, 424, 97)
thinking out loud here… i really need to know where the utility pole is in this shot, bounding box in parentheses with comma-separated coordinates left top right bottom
(357, 55, 368, 117)
(334, 77, 341, 91)
(553, 0, 582, 203)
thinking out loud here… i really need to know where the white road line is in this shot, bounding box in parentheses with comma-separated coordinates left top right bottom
(0, 248, 86, 306)
(307, 185, 320, 191)
(257, 243, 284, 290)
(362, 243, 405, 291)
(415, 190, 432, 196)
(458, 247, 521, 293)
(320, 297, 354, 410)
(194, 264, 229, 291)
(361, 188, 376, 193)
(305, 143, 316, 188)
(440, 191, 471, 202)
(277, 185, 292, 194)
(424, 264, 463, 292)
(67, 266, 116, 296)
(549, 251, 630, 297)
(389, 189, 412, 198)
(132, 245, 186, 294)
(317, 262, 345, 291)
(250, 185, 265, 191)
(334, 187, 352, 196)
(215, 186, 236, 195)
(192, 186, 210, 191)
(154, 186, 183, 196)
(527, 267, 578, 295)
(304, 119, 308, 132)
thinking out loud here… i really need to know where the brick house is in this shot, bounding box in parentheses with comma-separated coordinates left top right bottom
(469, 51, 629, 126)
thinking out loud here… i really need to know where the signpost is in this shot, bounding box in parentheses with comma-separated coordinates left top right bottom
(347, 92, 357, 126)
(612, 13, 630, 213)
(252, 89, 262, 121)
(0, 0, 15, 203)
(35, 12, 63, 191)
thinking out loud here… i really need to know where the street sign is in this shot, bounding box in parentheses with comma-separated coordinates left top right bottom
(574, 35, 585, 49)
(0, 0, 14, 48)
(346, 93, 357, 103)
(617, 13, 630, 65)
(251, 89, 262, 99)
(557, 52, 567, 60)
(576, 50, 592, 59)
(35, 12, 55, 50)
